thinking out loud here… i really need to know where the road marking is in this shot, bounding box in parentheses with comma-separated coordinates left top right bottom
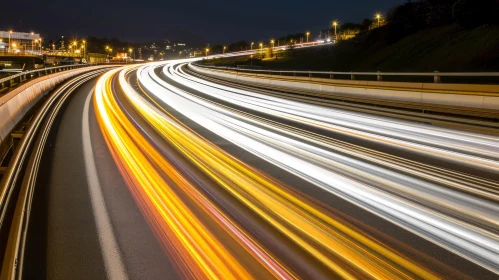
(82, 88, 128, 280)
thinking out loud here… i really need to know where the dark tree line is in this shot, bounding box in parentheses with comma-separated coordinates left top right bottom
(388, 0, 499, 29)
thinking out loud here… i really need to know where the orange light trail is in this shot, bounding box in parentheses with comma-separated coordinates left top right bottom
(93, 66, 440, 279)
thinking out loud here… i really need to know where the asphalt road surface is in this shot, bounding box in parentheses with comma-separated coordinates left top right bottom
(18, 62, 499, 279)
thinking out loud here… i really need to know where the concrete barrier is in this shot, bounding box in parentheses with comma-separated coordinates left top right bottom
(0, 66, 110, 145)
(190, 65, 499, 110)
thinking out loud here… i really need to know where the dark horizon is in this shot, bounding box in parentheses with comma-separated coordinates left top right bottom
(2, 0, 402, 45)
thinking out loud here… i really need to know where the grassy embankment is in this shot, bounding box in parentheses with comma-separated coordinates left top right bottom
(203, 24, 499, 73)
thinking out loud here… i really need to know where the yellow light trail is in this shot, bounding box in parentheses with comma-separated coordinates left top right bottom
(94, 65, 441, 279)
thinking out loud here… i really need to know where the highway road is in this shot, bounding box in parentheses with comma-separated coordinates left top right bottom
(9, 60, 499, 279)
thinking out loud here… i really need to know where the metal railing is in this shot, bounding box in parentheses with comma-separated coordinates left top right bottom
(0, 64, 88, 91)
(194, 64, 499, 84)
(0, 70, 109, 278)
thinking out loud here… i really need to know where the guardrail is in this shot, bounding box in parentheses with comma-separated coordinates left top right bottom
(0, 64, 88, 91)
(194, 64, 499, 84)
(0, 69, 110, 277)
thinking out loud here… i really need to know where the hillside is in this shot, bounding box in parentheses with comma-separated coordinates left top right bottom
(204, 24, 499, 73)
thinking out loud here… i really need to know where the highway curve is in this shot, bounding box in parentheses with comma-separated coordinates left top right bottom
(6, 60, 499, 279)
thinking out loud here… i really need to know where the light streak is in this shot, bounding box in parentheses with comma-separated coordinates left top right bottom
(94, 64, 442, 278)
(136, 60, 499, 274)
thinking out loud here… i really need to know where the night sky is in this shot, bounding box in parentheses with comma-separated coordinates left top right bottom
(2, 0, 402, 44)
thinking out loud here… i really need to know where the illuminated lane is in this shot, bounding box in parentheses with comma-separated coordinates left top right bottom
(24, 75, 178, 279)
(147, 62, 499, 272)
(89, 61, 499, 279)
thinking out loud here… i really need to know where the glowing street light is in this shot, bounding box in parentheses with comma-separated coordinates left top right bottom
(251, 42, 254, 50)
(223, 46, 226, 54)
(259, 42, 263, 58)
(105, 46, 112, 57)
(332, 21, 338, 38)
(306, 32, 310, 42)
(376, 14, 382, 27)
(82, 40, 86, 57)
(30, 32, 34, 52)
(8, 30, 13, 53)
(205, 48, 209, 56)
(270, 39, 275, 49)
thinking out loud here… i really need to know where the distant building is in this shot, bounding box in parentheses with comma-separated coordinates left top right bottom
(0, 31, 41, 54)
(0, 41, 7, 52)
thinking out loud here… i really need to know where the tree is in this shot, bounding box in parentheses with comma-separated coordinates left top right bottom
(425, 0, 456, 26)
(453, 0, 499, 26)
(361, 18, 374, 30)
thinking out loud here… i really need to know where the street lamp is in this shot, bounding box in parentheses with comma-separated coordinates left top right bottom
(332, 21, 338, 38)
(31, 32, 34, 53)
(8, 30, 13, 53)
(259, 43, 263, 58)
(205, 48, 209, 56)
(129, 48, 133, 60)
(223, 46, 226, 54)
(270, 40, 275, 49)
(82, 40, 86, 58)
(306, 32, 310, 42)
(376, 14, 381, 27)
(251, 42, 254, 50)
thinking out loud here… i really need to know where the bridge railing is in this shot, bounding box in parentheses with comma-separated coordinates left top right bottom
(0, 64, 88, 92)
(194, 64, 499, 84)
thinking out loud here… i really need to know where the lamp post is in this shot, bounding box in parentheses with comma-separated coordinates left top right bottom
(376, 14, 381, 27)
(31, 32, 34, 53)
(333, 21, 338, 39)
(129, 48, 133, 61)
(251, 42, 254, 50)
(8, 30, 12, 53)
(306, 32, 310, 42)
(82, 40, 86, 58)
(270, 39, 275, 49)
(223, 46, 226, 54)
(259, 43, 263, 58)
(205, 48, 209, 57)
